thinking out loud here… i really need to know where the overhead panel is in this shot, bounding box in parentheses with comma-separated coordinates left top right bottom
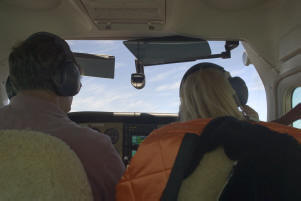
(202, 0, 270, 11)
(80, 0, 165, 30)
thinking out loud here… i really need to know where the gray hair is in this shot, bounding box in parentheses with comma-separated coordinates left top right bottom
(8, 35, 67, 92)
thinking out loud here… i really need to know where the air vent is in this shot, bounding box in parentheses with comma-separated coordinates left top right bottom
(80, 0, 165, 30)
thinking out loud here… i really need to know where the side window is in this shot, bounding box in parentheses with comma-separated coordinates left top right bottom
(292, 87, 301, 129)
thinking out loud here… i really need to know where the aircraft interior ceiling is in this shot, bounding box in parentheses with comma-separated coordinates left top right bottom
(0, 0, 300, 119)
(0, 0, 300, 67)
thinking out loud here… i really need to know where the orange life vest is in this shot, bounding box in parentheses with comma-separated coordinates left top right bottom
(116, 119, 301, 201)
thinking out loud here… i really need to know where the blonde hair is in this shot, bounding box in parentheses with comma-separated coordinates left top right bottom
(179, 66, 244, 121)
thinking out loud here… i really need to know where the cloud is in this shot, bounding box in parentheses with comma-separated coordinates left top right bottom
(95, 40, 118, 45)
(93, 41, 120, 53)
(71, 79, 161, 112)
(67, 41, 74, 45)
(148, 72, 169, 83)
(155, 81, 180, 92)
(248, 78, 265, 92)
(119, 100, 159, 112)
(71, 91, 160, 112)
(148, 67, 185, 83)
(72, 93, 128, 112)
(230, 68, 247, 77)
(249, 85, 265, 91)
(71, 75, 169, 113)
(115, 62, 125, 69)
(82, 83, 105, 94)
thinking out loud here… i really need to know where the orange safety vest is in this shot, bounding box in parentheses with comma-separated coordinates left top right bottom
(116, 119, 301, 201)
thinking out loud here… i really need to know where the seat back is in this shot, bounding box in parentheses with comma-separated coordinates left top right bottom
(161, 117, 301, 201)
(0, 129, 93, 201)
(161, 133, 233, 201)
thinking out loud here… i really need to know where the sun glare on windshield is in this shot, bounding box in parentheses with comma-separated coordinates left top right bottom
(67, 40, 267, 121)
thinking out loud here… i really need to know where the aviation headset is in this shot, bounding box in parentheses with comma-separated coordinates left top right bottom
(22, 32, 81, 96)
(180, 62, 248, 106)
(5, 76, 17, 100)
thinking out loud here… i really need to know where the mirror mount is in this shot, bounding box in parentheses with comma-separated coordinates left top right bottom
(202, 41, 239, 59)
(224, 40, 239, 58)
(135, 59, 144, 74)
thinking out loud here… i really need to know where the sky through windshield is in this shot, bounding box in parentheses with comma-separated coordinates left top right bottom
(68, 40, 267, 121)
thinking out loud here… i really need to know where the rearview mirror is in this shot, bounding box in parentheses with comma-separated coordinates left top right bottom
(131, 60, 145, 89)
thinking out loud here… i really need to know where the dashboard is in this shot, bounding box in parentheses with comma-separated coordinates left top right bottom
(68, 112, 177, 165)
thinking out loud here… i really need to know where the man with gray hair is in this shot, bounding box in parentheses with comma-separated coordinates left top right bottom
(0, 32, 125, 201)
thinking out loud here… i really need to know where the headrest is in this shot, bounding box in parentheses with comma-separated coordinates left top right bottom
(0, 129, 93, 200)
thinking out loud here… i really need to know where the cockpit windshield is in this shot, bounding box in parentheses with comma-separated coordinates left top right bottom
(68, 40, 267, 121)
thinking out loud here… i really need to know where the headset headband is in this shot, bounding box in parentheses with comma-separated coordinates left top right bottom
(180, 62, 226, 88)
(26, 32, 73, 60)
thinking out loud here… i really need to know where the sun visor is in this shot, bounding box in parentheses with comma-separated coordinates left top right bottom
(74, 52, 115, 78)
(123, 36, 211, 66)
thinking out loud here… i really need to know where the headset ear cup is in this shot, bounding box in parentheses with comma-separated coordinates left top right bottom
(52, 63, 81, 96)
(5, 76, 17, 99)
(228, 77, 248, 106)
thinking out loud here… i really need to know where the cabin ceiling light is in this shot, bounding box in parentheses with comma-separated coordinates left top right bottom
(80, 0, 165, 30)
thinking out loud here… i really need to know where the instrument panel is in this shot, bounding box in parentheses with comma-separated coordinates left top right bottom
(69, 112, 177, 164)
(81, 122, 123, 156)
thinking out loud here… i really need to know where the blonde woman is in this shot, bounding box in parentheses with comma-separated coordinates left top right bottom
(175, 62, 249, 200)
(179, 62, 300, 124)
(116, 62, 301, 201)
(179, 62, 246, 121)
